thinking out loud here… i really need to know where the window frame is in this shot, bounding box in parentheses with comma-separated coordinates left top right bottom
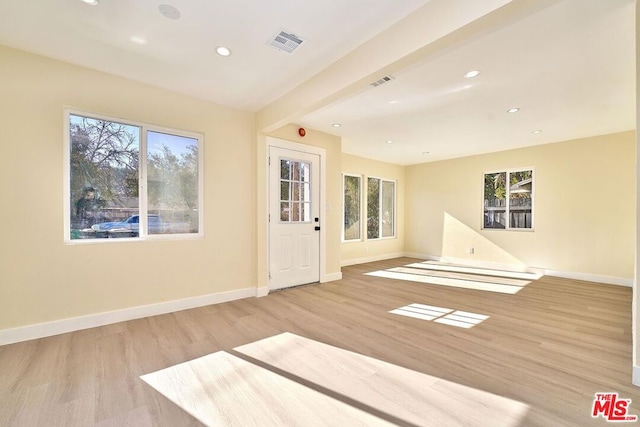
(482, 167, 535, 231)
(366, 176, 397, 240)
(342, 173, 362, 242)
(63, 109, 204, 243)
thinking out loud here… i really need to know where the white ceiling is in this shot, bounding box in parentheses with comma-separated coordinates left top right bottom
(0, 0, 635, 165)
(298, 0, 637, 164)
(0, 0, 429, 111)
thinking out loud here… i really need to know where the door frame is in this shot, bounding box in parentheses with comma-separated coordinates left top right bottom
(266, 137, 327, 291)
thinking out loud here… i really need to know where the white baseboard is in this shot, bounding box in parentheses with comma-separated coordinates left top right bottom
(321, 272, 343, 283)
(402, 252, 437, 261)
(543, 269, 632, 287)
(403, 253, 631, 287)
(0, 287, 258, 346)
(256, 286, 270, 297)
(340, 252, 406, 267)
(440, 255, 538, 274)
(403, 253, 539, 273)
(633, 366, 640, 387)
(432, 257, 633, 287)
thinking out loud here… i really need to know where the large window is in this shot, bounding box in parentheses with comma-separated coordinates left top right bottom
(483, 169, 533, 230)
(367, 177, 396, 239)
(342, 174, 361, 241)
(65, 111, 203, 241)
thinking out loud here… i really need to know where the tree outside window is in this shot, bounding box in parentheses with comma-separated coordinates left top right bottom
(367, 177, 395, 239)
(343, 175, 361, 241)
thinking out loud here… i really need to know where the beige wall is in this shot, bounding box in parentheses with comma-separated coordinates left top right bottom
(405, 131, 636, 280)
(256, 125, 343, 288)
(341, 153, 405, 265)
(0, 45, 256, 330)
(1, 43, 635, 338)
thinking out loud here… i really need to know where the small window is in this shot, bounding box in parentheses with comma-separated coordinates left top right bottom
(483, 169, 533, 230)
(342, 174, 361, 241)
(66, 111, 203, 241)
(367, 177, 396, 239)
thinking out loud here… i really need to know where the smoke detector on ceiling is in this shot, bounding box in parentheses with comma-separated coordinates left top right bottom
(159, 4, 181, 20)
(266, 30, 306, 54)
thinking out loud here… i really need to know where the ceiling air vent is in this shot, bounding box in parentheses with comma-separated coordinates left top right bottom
(267, 30, 306, 54)
(370, 75, 395, 87)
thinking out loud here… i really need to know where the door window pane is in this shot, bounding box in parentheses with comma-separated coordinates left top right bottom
(292, 161, 301, 181)
(301, 202, 311, 222)
(302, 183, 310, 202)
(291, 202, 300, 221)
(280, 181, 290, 200)
(280, 160, 291, 180)
(292, 182, 301, 201)
(300, 162, 310, 182)
(280, 202, 290, 221)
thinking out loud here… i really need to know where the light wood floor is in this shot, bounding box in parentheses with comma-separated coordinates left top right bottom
(1, 258, 637, 426)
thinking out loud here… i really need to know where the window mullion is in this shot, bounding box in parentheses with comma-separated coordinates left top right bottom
(378, 178, 383, 238)
(505, 184, 510, 230)
(139, 128, 148, 237)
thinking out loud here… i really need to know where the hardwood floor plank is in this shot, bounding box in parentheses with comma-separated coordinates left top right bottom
(0, 257, 638, 426)
(142, 351, 396, 427)
(234, 333, 529, 427)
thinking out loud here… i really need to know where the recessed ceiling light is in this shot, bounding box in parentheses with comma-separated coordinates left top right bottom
(216, 46, 232, 57)
(130, 36, 147, 45)
(532, 129, 542, 134)
(386, 140, 393, 144)
(421, 151, 430, 155)
(464, 70, 481, 78)
(388, 100, 399, 104)
(332, 123, 342, 128)
(81, 0, 99, 5)
(507, 107, 520, 113)
(159, 4, 181, 20)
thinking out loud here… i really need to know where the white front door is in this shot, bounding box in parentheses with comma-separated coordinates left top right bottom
(269, 146, 320, 290)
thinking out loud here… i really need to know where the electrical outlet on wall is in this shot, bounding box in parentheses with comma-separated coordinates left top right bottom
(468, 247, 475, 254)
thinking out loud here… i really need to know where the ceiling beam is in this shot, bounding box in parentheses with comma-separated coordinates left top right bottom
(256, 0, 562, 134)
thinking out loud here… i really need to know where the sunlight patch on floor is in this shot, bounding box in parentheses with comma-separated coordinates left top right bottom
(141, 350, 393, 426)
(367, 269, 524, 294)
(365, 261, 542, 294)
(142, 333, 529, 426)
(390, 303, 489, 328)
(406, 261, 542, 280)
